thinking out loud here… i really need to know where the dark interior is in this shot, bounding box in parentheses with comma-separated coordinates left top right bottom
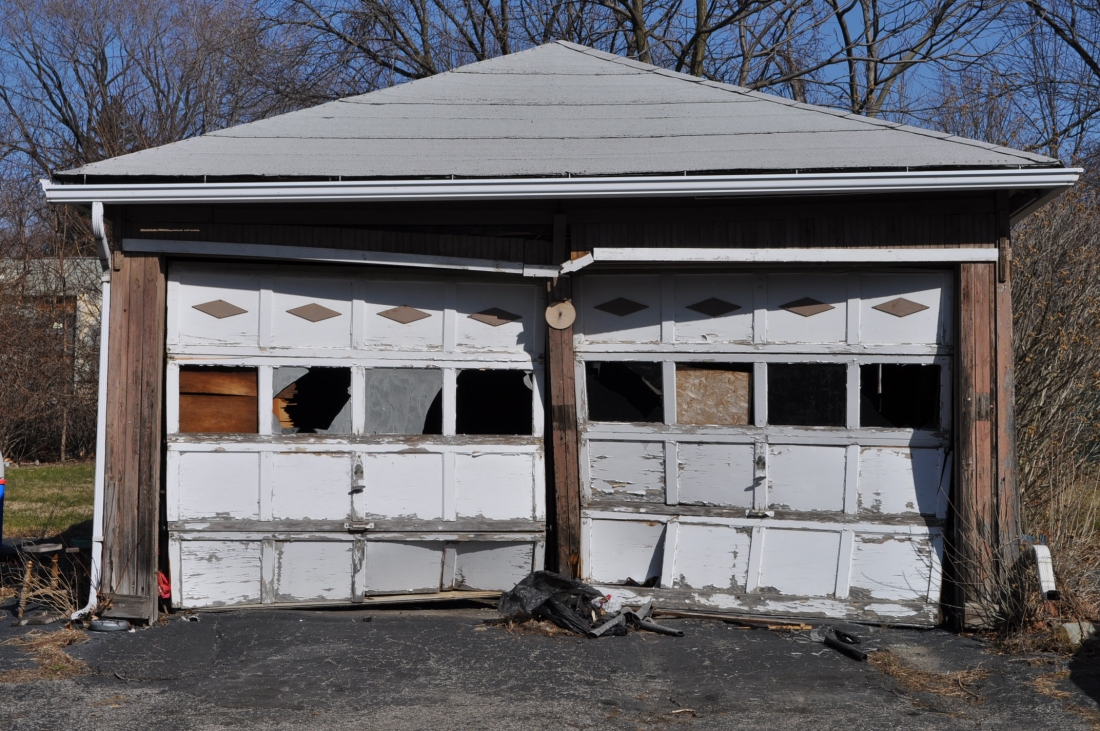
(767, 363, 846, 427)
(455, 369, 533, 435)
(585, 361, 664, 423)
(860, 363, 941, 429)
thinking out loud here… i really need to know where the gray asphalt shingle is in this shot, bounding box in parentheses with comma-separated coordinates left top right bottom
(59, 41, 1059, 180)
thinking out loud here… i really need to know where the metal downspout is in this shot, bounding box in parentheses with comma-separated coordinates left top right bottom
(72, 204, 111, 620)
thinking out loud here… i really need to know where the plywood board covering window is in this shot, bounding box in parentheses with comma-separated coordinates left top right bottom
(179, 366, 258, 434)
(676, 364, 752, 425)
(364, 368, 443, 434)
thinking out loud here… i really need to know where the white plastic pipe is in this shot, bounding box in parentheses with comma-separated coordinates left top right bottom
(72, 270, 110, 620)
(1034, 544, 1059, 601)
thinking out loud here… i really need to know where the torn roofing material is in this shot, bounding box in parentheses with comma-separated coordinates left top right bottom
(56, 41, 1058, 182)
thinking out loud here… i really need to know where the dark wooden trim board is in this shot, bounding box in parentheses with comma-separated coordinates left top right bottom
(101, 251, 166, 623)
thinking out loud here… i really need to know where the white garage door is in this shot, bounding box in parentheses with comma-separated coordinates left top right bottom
(164, 262, 546, 608)
(575, 270, 951, 624)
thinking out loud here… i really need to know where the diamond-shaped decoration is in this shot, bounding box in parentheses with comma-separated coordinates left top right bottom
(469, 307, 522, 327)
(686, 297, 742, 318)
(780, 297, 835, 317)
(192, 299, 247, 319)
(287, 303, 341, 323)
(378, 305, 432, 325)
(594, 297, 649, 317)
(873, 297, 929, 318)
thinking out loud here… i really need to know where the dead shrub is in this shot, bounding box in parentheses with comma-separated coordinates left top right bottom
(0, 628, 88, 682)
(869, 649, 989, 703)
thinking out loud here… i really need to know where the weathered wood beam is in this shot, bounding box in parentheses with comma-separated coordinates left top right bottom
(101, 250, 166, 623)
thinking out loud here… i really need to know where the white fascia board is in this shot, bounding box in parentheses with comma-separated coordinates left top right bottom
(122, 238, 558, 277)
(561, 246, 998, 273)
(41, 168, 1080, 205)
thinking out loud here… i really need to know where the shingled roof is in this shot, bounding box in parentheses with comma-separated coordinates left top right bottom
(57, 41, 1058, 181)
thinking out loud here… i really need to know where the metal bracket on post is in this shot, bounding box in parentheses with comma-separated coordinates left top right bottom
(90, 201, 114, 276)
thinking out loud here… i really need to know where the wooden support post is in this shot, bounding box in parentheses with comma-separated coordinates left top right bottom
(102, 250, 166, 623)
(994, 195, 1022, 570)
(547, 213, 582, 578)
(955, 262, 995, 627)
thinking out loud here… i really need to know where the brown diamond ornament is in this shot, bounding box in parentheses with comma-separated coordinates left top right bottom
(287, 303, 341, 322)
(686, 297, 742, 318)
(780, 297, 835, 317)
(192, 299, 247, 319)
(594, 297, 649, 317)
(469, 308, 522, 327)
(873, 297, 929, 318)
(378, 305, 432, 324)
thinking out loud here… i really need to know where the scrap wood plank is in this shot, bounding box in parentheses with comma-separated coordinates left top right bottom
(652, 609, 811, 630)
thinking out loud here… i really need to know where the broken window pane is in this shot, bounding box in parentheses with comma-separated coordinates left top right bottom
(585, 362, 664, 423)
(364, 368, 443, 435)
(676, 363, 752, 425)
(272, 367, 352, 434)
(860, 364, 941, 429)
(179, 366, 258, 434)
(455, 370, 533, 435)
(767, 363, 846, 427)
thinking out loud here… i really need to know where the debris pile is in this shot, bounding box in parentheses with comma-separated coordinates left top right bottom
(498, 571, 684, 638)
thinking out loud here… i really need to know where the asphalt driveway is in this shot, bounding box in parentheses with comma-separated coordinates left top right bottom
(2, 604, 1100, 730)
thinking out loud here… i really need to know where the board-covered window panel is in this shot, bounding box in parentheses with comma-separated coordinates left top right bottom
(676, 363, 752, 425)
(179, 366, 258, 434)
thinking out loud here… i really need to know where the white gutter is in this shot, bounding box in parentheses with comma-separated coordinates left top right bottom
(561, 246, 1000, 273)
(41, 168, 1080, 205)
(72, 270, 110, 621)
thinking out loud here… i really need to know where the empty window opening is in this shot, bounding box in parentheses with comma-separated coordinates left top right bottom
(860, 364, 941, 429)
(586, 362, 663, 423)
(676, 363, 752, 426)
(364, 368, 443, 435)
(179, 366, 258, 434)
(767, 363, 846, 427)
(272, 367, 352, 434)
(455, 369, 533, 435)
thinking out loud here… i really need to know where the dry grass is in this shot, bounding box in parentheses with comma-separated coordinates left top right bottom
(1030, 670, 1100, 728)
(869, 649, 989, 703)
(483, 617, 578, 637)
(0, 628, 88, 682)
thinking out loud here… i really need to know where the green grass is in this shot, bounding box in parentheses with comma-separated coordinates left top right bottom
(3, 463, 94, 539)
